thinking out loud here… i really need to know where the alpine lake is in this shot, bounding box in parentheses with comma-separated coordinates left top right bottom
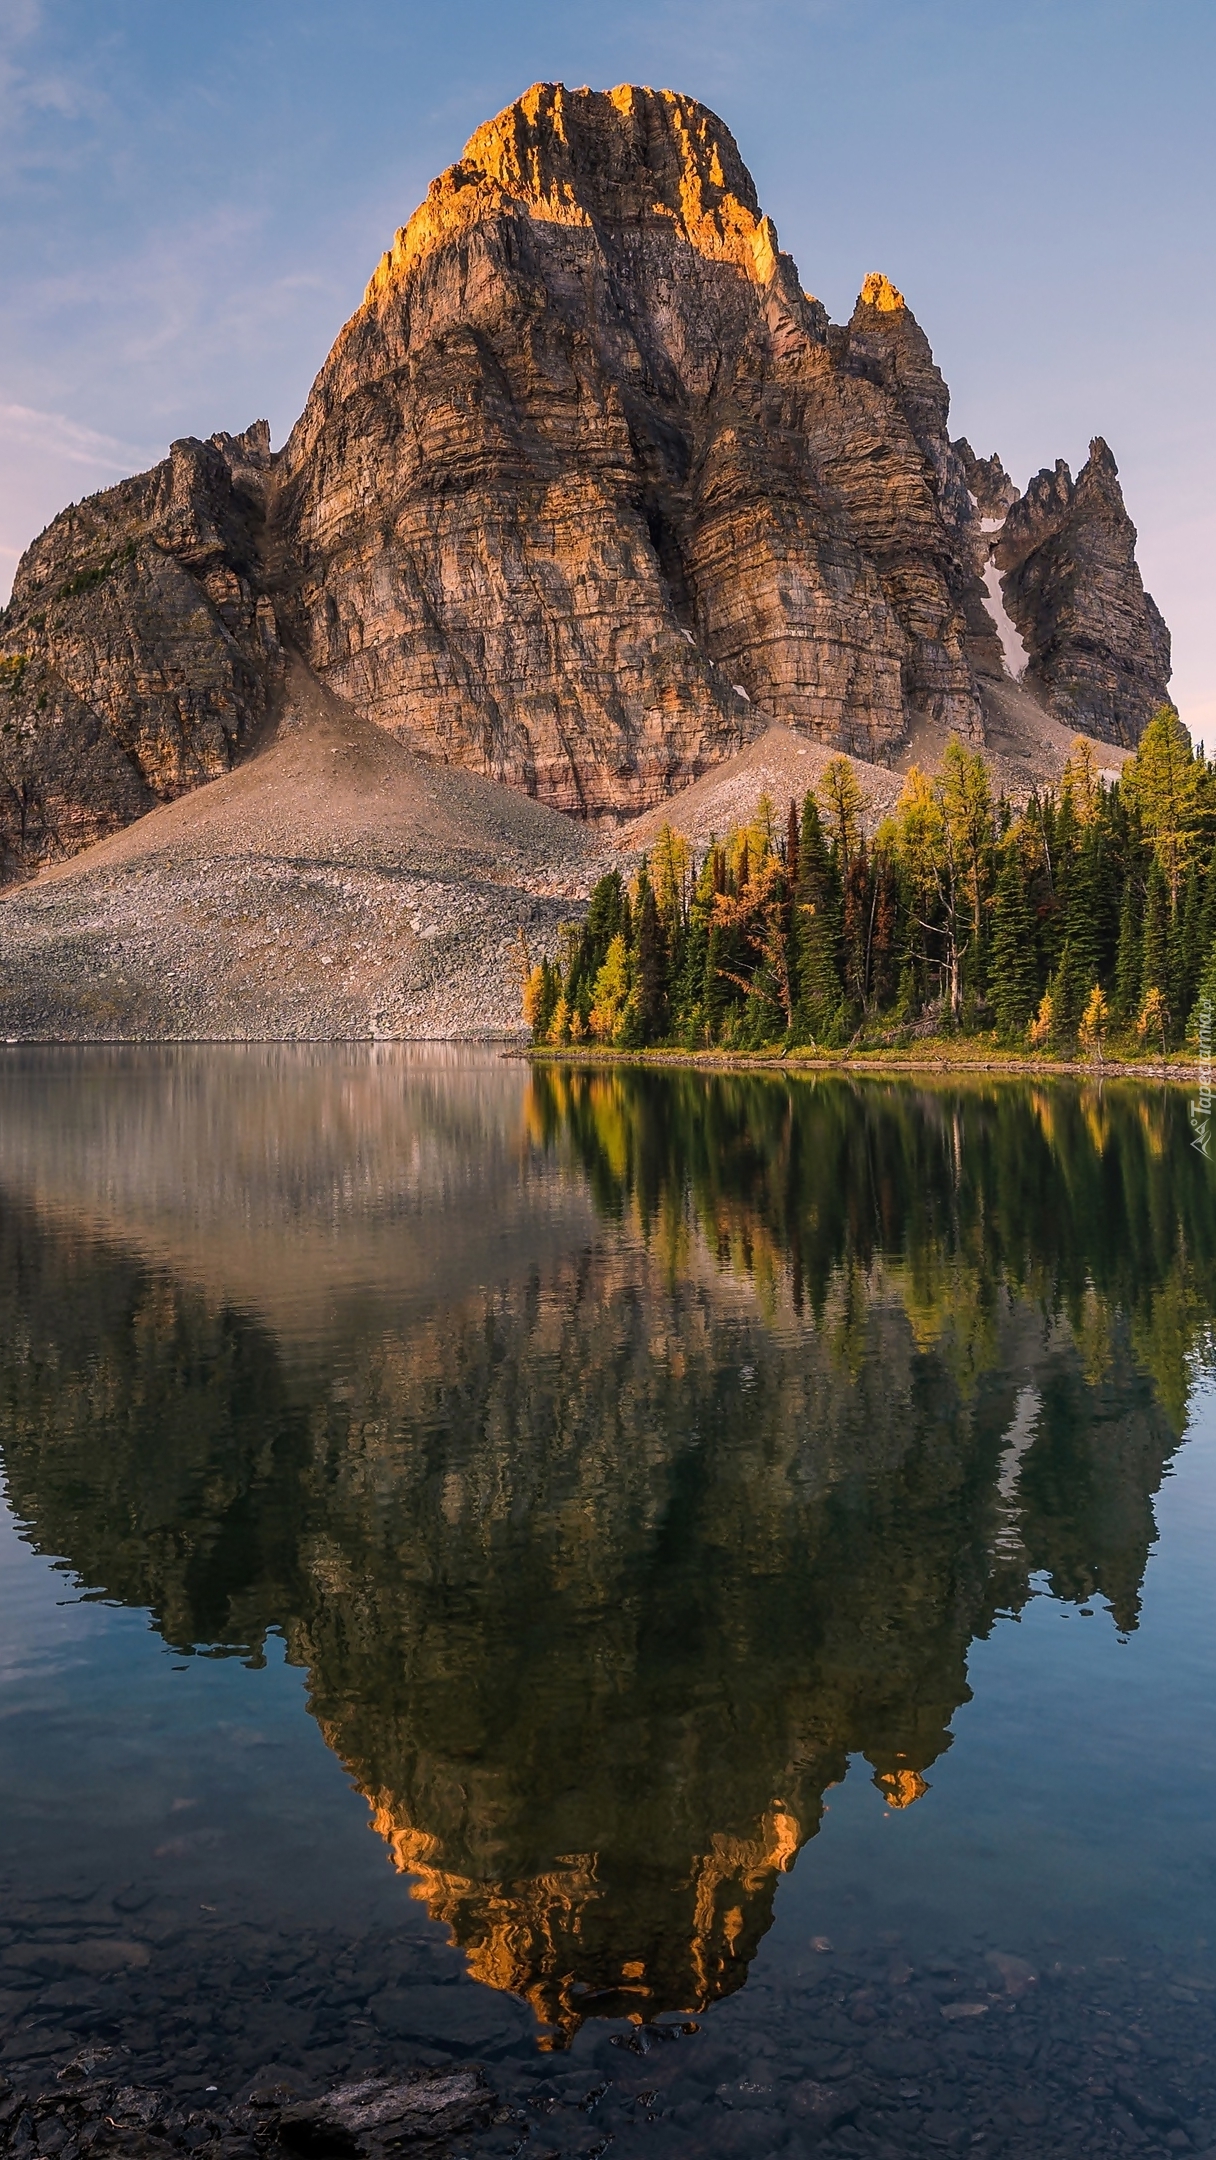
(1, 1047, 1215, 2160)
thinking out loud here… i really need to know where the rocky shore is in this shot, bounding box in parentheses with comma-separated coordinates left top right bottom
(3, 1928, 1215, 2158)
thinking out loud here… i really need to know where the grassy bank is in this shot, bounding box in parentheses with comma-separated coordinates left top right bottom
(520, 1041, 1210, 1085)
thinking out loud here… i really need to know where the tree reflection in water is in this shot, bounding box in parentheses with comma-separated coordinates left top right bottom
(1, 1054, 1212, 2044)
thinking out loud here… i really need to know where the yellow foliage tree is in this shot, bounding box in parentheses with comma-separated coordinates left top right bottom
(548, 993, 571, 1045)
(1061, 736, 1101, 825)
(651, 824, 692, 930)
(1078, 984, 1109, 1066)
(818, 758, 865, 875)
(1136, 985, 1170, 1063)
(589, 934, 631, 1043)
(1028, 990, 1054, 1048)
(522, 964, 548, 1035)
(1123, 705, 1201, 907)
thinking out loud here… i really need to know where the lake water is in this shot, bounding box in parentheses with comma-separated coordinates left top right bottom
(1, 1047, 1215, 2158)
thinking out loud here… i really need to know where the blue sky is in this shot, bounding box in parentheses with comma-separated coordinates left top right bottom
(2, 0, 1212, 733)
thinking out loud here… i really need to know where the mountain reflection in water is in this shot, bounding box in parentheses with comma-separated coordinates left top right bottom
(0, 1049, 1212, 2046)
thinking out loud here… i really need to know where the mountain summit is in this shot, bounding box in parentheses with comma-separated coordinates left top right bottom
(0, 84, 1171, 879)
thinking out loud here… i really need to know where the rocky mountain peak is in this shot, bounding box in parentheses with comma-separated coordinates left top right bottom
(364, 82, 785, 309)
(994, 440, 1170, 744)
(858, 271, 905, 312)
(954, 440, 1019, 521)
(0, 85, 1174, 880)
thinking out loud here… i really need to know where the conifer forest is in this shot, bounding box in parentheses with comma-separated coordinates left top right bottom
(524, 708, 1216, 1061)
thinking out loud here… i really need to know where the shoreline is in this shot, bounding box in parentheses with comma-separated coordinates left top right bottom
(0, 1037, 1206, 1089)
(517, 1043, 1209, 1086)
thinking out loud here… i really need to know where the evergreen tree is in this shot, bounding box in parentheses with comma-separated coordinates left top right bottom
(1051, 935, 1083, 1052)
(673, 850, 715, 1043)
(868, 850, 900, 1014)
(629, 868, 668, 1045)
(1200, 838, 1216, 961)
(841, 845, 871, 1014)
(518, 743, 1202, 1058)
(1177, 863, 1204, 1021)
(794, 792, 844, 1039)
(1113, 880, 1141, 1025)
(1188, 931, 1216, 1049)
(785, 797, 799, 878)
(703, 917, 734, 1041)
(570, 870, 631, 1009)
(990, 846, 1038, 1040)
(1063, 826, 1104, 995)
(1141, 859, 1172, 1006)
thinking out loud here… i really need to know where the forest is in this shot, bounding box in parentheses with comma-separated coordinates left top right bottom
(522, 706, 1216, 1060)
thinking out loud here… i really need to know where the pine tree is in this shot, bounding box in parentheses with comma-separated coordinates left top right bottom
(1141, 860, 1172, 1007)
(1051, 936, 1083, 1052)
(868, 850, 900, 1013)
(1063, 826, 1104, 995)
(841, 845, 871, 1013)
(673, 849, 717, 1043)
(630, 869, 668, 1045)
(571, 870, 631, 1008)
(794, 791, 844, 1039)
(1188, 931, 1216, 1048)
(1199, 838, 1216, 961)
(1113, 880, 1141, 1025)
(703, 918, 733, 1041)
(990, 846, 1038, 1040)
(1177, 863, 1203, 1021)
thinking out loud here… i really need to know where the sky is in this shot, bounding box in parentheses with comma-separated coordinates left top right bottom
(2, 0, 1212, 735)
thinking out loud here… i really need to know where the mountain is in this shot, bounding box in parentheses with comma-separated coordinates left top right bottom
(0, 83, 1172, 885)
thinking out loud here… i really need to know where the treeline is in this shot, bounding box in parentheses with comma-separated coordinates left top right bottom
(523, 707, 1216, 1058)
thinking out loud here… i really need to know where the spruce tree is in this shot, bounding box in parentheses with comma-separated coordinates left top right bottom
(794, 791, 844, 1039)
(841, 847, 871, 1014)
(990, 847, 1038, 1040)
(572, 870, 631, 1006)
(630, 870, 668, 1045)
(1141, 860, 1172, 1006)
(1178, 863, 1203, 1021)
(1200, 838, 1216, 961)
(1113, 880, 1141, 1025)
(1051, 936, 1083, 1051)
(1064, 827, 1104, 996)
(674, 852, 715, 1043)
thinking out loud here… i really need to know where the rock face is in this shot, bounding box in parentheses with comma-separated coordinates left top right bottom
(0, 424, 280, 878)
(993, 439, 1172, 746)
(0, 83, 1172, 882)
(276, 89, 983, 811)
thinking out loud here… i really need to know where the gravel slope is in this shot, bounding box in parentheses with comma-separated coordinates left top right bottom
(0, 662, 1132, 1045)
(0, 661, 592, 1042)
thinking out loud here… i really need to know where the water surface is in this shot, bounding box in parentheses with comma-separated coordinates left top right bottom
(1, 1049, 1214, 2155)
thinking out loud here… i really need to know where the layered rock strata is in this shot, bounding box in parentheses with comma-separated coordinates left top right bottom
(994, 439, 1172, 745)
(0, 83, 1172, 883)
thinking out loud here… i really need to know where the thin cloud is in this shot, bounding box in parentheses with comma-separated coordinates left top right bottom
(0, 401, 153, 472)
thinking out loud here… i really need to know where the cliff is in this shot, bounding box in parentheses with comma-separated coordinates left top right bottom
(993, 438, 1172, 745)
(0, 84, 1173, 883)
